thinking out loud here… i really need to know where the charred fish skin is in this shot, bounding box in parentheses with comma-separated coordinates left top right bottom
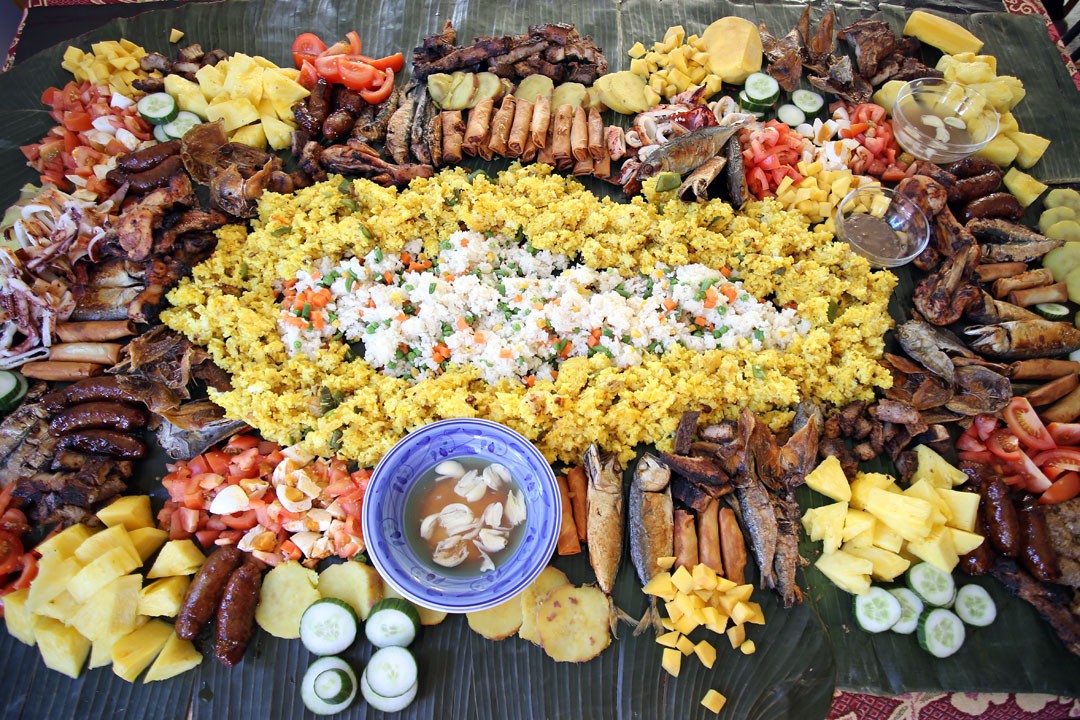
(965, 320, 1080, 360)
(636, 124, 745, 180)
(629, 453, 674, 586)
(584, 443, 624, 595)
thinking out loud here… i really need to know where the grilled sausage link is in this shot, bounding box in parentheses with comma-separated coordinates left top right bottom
(49, 402, 147, 434)
(979, 468, 1022, 557)
(1018, 497, 1061, 582)
(958, 504, 994, 575)
(175, 546, 243, 640)
(961, 192, 1025, 222)
(945, 155, 999, 179)
(107, 154, 185, 193)
(43, 376, 142, 414)
(58, 429, 146, 459)
(214, 561, 263, 666)
(116, 139, 181, 172)
(947, 169, 1002, 205)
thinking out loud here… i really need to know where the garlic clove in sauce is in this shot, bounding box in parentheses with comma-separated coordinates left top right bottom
(483, 463, 511, 491)
(439, 503, 476, 536)
(453, 469, 488, 503)
(435, 459, 466, 479)
(481, 501, 503, 529)
(475, 545, 495, 573)
(505, 489, 527, 527)
(433, 535, 470, 567)
(420, 513, 440, 540)
(476, 528, 508, 554)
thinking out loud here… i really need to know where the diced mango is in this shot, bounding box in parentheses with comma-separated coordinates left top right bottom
(661, 647, 682, 677)
(740, 640, 757, 655)
(673, 614, 700, 636)
(656, 630, 681, 648)
(726, 623, 746, 648)
(656, 556, 676, 571)
(642, 572, 676, 601)
(628, 41, 646, 58)
(694, 639, 717, 668)
(730, 601, 755, 626)
(670, 565, 696, 595)
(701, 689, 727, 714)
(676, 634, 696, 656)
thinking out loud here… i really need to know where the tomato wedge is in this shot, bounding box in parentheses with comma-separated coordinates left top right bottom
(972, 414, 999, 441)
(1041, 471, 1080, 504)
(292, 32, 328, 69)
(986, 428, 1024, 462)
(346, 31, 363, 56)
(338, 58, 379, 91)
(314, 54, 344, 84)
(1017, 450, 1053, 493)
(1003, 397, 1055, 451)
(1031, 447, 1080, 473)
(297, 60, 319, 91)
(1048, 422, 1080, 446)
(0, 531, 23, 576)
(359, 69, 395, 103)
(956, 426, 987, 452)
(365, 52, 404, 73)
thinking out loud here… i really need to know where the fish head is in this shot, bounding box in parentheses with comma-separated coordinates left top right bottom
(634, 453, 671, 492)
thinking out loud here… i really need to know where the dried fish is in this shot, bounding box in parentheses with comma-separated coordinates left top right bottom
(584, 443, 624, 595)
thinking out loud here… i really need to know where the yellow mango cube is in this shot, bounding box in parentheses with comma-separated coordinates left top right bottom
(694, 639, 717, 668)
(676, 634, 696, 656)
(726, 623, 746, 648)
(670, 565, 696, 595)
(701, 689, 727, 714)
(656, 630, 681, 648)
(661, 647, 682, 677)
(740, 640, 757, 655)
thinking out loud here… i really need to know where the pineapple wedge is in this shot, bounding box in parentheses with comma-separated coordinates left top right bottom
(129, 527, 168, 563)
(96, 495, 154, 531)
(864, 488, 934, 543)
(206, 98, 260, 134)
(850, 472, 898, 510)
(37, 591, 81, 625)
(69, 547, 140, 605)
(261, 116, 295, 151)
(164, 74, 210, 120)
(1006, 131, 1051, 169)
(814, 550, 873, 595)
(1003, 167, 1048, 208)
(147, 540, 206, 578)
(872, 523, 904, 554)
(74, 524, 141, 566)
(71, 574, 142, 641)
(949, 527, 986, 555)
(976, 134, 1020, 167)
(4, 588, 36, 646)
(232, 123, 267, 150)
(801, 501, 848, 554)
(138, 576, 191, 618)
(144, 634, 202, 682)
(907, 525, 960, 573)
(903, 10, 984, 55)
(34, 523, 93, 558)
(842, 544, 911, 582)
(195, 63, 225, 100)
(805, 456, 851, 502)
(842, 508, 875, 542)
(904, 479, 952, 526)
(33, 616, 90, 679)
(27, 554, 82, 613)
(937, 487, 981, 532)
(111, 619, 174, 682)
(911, 445, 968, 488)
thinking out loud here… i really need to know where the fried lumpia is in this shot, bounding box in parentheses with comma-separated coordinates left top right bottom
(440, 110, 465, 165)
(992, 268, 1054, 299)
(697, 498, 723, 574)
(48, 342, 123, 365)
(55, 320, 135, 343)
(567, 466, 589, 543)
(1042, 384, 1080, 423)
(462, 98, 494, 156)
(521, 136, 538, 163)
(719, 507, 747, 584)
(507, 99, 533, 158)
(673, 508, 698, 570)
(592, 150, 611, 179)
(587, 106, 604, 161)
(530, 94, 551, 149)
(570, 106, 589, 162)
(556, 475, 581, 555)
(20, 361, 104, 381)
(975, 262, 1028, 283)
(1008, 359, 1080, 379)
(572, 155, 594, 176)
(552, 104, 573, 163)
(486, 95, 516, 157)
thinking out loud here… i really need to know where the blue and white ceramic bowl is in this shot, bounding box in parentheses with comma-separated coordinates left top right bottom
(362, 418, 560, 613)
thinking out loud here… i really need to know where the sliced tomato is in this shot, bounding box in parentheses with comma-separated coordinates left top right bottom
(0, 531, 22, 576)
(297, 60, 320, 91)
(973, 414, 999, 442)
(1017, 450, 1053, 493)
(986, 428, 1024, 462)
(956, 427, 987, 452)
(1031, 447, 1080, 473)
(220, 510, 258, 531)
(359, 69, 395, 103)
(321, 40, 352, 57)
(1041, 471, 1080, 504)
(346, 31, 363, 56)
(224, 435, 261, 454)
(957, 450, 995, 465)
(1048, 422, 1080, 446)
(292, 32, 328, 68)
(228, 448, 261, 479)
(313, 54, 344, 84)
(338, 59, 379, 91)
(1003, 397, 1055, 451)
(365, 52, 404, 73)
(204, 450, 232, 476)
(195, 529, 221, 549)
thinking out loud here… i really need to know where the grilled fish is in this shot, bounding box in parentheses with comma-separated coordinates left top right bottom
(966, 320, 1080, 360)
(385, 87, 416, 165)
(628, 453, 673, 586)
(409, 86, 434, 165)
(584, 443, 624, 595)
(352, 88, 400, 145)
(636, 124, 745, 180)
(724, 134, 748, 208)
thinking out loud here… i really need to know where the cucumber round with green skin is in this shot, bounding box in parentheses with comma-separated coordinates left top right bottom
(792, 89, 825, 116)
(888, 587, 924, 635)
(743, 72, 780, 105)
(364, 646, 418, 699)
(136, 92, 178, 125)
(301, 656, 357, 715)
(917, 608, 966, 658)
(738, 90, 773, 113)
(853, 586, 903, 633)
(0, 370, 28, 412)
(776, 104, 806, 127)
(360, 673, 418, 713)
(365, 597, 421, 648)
(954, 584, 997, 627)
(906, 562, 956, 607)
(1033, 302, 1070, 320)
(162, 111, 202, 140)
(300, 597, 359, 656)
(152, 123, 171, 143)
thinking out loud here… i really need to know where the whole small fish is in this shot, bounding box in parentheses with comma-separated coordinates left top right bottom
(352, 87, 400, 145)
(585, 443, 624, 595)
(636, 124, 745, 180)
(965, 320, 1080, 360)
(735, 477, 778, 590)
(628, 453, 673, 586)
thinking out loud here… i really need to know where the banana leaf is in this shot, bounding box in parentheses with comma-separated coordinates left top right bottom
(0, 1, 1077, 718)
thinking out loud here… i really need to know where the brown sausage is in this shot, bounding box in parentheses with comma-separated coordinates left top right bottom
(215, 561, 263, 666)
(945, 156, 999, 179)
(958, 506, 994, 576)
(116, 139, 181, 172)
(49, 402, 148, 434)
(175, 546, 243, 640)
(961, 192, 1024, 222)
(1018, 497, 1061, 582)
(107, 155, 185, 193)
(947, 169, 1002, 205)
(43, 376, 143, 414)
(57, 429, 146, 459)
(980, 469, 1022, 558)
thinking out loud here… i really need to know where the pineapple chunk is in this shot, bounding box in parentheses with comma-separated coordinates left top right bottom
(907, 525, 960, 573)
(694, 640, 717, 668)
(72, 574, 142, 641)
(850, 472, 898, 510)
(144, 633, 202, 682)
(129, 527, 168, 563)
(33, 616, 90, 679)
(89, 624, 145, 670)
(845, 526, 876, 549)
(661, 647, 682, 677)
(872, 80, 906, 112)
(1006, 131, 1051, 169)
(843, 544, 911, 582)
(206, 98, 260, 133)
(261, 116, 295, 152)
(263, 68, 311, 122)
(38, 592, 81, 625)
(231, 123, 267, 150)
(865, 488, 934, 543)
(873, 523, 905, 554)
(998, 112, 1019, 135)
(74, 524, 140, 566)
(912, 445, 968, 488)
(97, 495, 154, 531)
(806, 455, 852, 502)
(27, 554, 82, 612)
(164, 74, 209, 120)
(949, 527, 986, 555)
(903, 10, 984, 55)
(147, 540, 206, 578)
(111, 619, 174, 682)
(195, 63, 225, 100)
(69, 547, 140, 605)
(169, 28, 184, 43)
(4, 588, 35, 646)
(937, 488, 981, 532)
(842, 508, 876, 542)
(814, 550, 873, 595)
(976, 134, 1020, 167)
(1003, 167, 1048, 208)
(222, 53, 263, 103)
(904, 479, 952, 526)
(801, 501, 848, 554)
(701, 689, 727, 714)
(138, 576, 191, 618)
(34, 523, 93, 558)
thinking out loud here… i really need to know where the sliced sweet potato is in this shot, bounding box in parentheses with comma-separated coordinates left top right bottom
(537, 585, 611, 662)
(466, 595, 524, 640)
(517, 566, 570, 645)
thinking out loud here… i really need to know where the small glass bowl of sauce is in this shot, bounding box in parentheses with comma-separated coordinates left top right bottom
(834, 186, 930, 268)
(891, 78, 1000, 164)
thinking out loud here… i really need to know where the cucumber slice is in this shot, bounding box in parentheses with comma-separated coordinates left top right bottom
(1034, 302, 1070, 320)
(360, 673, 418, 713)
(738, 90, 773, 113)
(853, 586, 903, 633)
(363, 646, 418, 699)
(136, 92, 178, 125)
(917, 608, 966, 658)
(776, 104, 806, 127)
(301, 656, 357, 715)
(792, 89, 825, 116)
(954, 584, 997, 627)
(743, 72, 780, 105)
(0, 370, 27, 412)
(906, 562, 956, 607)
(300, 597, 359, 656)
(162, 111, 202, 140)
(153, 123, 171, 143)
(888, 587, 924, 635)
(365, 598, 421, 648)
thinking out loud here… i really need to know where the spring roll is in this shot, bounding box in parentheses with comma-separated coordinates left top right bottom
(1008, 359, 1080, 380)
(1042, 384, 1080, 423)
(486, 95, 516, 157)
(20, 361, 104, 381)
(530, 94, 551, 149)
(592, 150, 611, 179)
(1009, 282, 1068, 308)
(520, 136, 538, 163)
(462, 98, 494, 156)
(552, 104, 573, 163)
(697, 498, 723, 574)
(555, 475, 581, 555)
(587, 106, 604, 161)
(507, 99, 533, 158)
(566, 466, 589, 543)
(673, 508, 698, 570)
(1025, 372, 1080, 407)
(992, 268, 1054, 299)
(572, 155, 594, 176)
(537, 129, 555, 166)
(440, 110, 465, 165)
(48, 342, 123, 365)
(55, 320, 135, 343)
(719, 507, 747, 584)
(975, 262, 1028, 283)
(570, 106, 589, 162)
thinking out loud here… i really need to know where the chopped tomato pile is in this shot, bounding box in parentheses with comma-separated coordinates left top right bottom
(20, 81, 152, 197)
(291, 30, 403, 103)
(740, 121, 807, 199)
(0, 486, 38, 617)
(158, 434, 370, 566)
(832, 102, 911, 181)
(956, 397, 1080, 503)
